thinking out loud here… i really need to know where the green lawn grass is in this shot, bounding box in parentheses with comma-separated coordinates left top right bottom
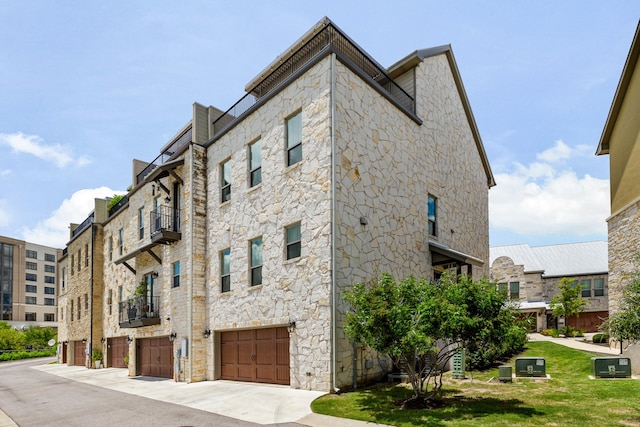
(311, 342, 640, 426)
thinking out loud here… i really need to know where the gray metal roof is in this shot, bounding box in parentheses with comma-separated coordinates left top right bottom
(490, 241, 608, 277)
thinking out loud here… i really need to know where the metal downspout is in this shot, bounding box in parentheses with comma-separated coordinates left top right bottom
(330, 53, 340, 394)
(188, 144, 195, 383)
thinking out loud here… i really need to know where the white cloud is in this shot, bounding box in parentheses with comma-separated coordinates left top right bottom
(0, 169, 11, 177)
(0, 200, 10, 228)
(490, 143, 609, 240)
(0, 132, 92, 168)
(21, 187, 126, 247)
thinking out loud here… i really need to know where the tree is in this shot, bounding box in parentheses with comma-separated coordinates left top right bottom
(0, 327, 25, 351)
(550, 278, 589, 335)
(343, 272, 523, 403)
(603, 272, 640, 347)
(22, 325, 57, 350)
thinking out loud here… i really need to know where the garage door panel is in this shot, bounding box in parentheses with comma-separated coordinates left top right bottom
(73, 341, 85, 366)
(108, 337, 128, 368)
(138, 337, 173, 379)
(219, 327, 290, 385)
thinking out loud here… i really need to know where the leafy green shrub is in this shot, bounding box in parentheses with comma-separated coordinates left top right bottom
(593, 333, 609, 343)
(0, 348, 56, 361)
(562, 326, 584, 337)
(540, 328, 560, 338)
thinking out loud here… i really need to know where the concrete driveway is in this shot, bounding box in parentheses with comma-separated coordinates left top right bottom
(32, 362, 326, 425)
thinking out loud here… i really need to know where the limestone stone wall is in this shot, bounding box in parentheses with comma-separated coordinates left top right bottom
(332, 54, 491, 387)
(206, 57, 333, 391)
(608, 200, 640, 373)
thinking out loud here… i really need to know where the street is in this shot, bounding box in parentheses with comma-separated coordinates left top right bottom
(0, 358, 300, 427)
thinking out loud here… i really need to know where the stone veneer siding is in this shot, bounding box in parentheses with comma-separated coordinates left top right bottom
(333, 54, 490, 387)
(206, 57, 333, 391)
(608, 199, 640, 373)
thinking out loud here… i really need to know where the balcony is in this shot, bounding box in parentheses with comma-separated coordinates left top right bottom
(119, 296, 160, 328)
(150, 205, 181, 244)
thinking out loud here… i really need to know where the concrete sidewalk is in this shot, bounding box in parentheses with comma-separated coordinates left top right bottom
(527, 332, 622, 355)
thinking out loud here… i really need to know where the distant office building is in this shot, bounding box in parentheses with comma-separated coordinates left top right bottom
(0, 235, 60, 329)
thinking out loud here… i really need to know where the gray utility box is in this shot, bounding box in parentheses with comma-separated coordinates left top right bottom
(591, 357, 632, 378)
(515, 357, 546, 377)
(498, 365, 512, 382)
(452, 349, 466, 379)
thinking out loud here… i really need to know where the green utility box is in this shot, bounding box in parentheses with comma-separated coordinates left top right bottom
(452, 349, 466, 379)
(498, 365, 512, 382)
(591, 357, 632, 378)
(515, 357, 546, 377)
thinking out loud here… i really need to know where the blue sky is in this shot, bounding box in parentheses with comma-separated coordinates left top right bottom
(0, 1, 637, 248)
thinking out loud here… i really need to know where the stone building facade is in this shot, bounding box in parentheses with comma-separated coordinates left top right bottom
(490, 242, 609, 332)
(597, 22, 640, 372)
(57, 17, 494, 391)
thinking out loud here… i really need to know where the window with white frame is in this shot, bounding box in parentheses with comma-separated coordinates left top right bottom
(509, 282, 520, 300)
(249, 139, 262, 187)
(286, 112, 302, 166)
(172, 261, 180, 288)
(139, 207, 145, 240)
(26, 261, 37, 271)
(285, 223, 301, 260)
(594, 278, 605, 297)
(580, 279, 591, 298)
(250, 237, 262, 286)
(221, 159, 231, 203)
(221, 248, 230, 292)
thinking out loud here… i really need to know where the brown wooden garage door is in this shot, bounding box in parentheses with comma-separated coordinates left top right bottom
(108, 337, 129, 368)
(221, 327, 290, 385)
(73, 341, 85, 366)
(137, 337, 173, 379)
(567, 311, 608, 333)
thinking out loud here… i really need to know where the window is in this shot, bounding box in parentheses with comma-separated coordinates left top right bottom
(594, 278, 605, 297)
(249, 139, 262, 187)
(44, 253, 55, 262)
(509, 282, 520, 300)
(85, 244, 89, 267)
(138, 207, 145, 239)
(118, 285, 123, 303)
(172, 261, 180, 288)
(580, 279, 591, 298)
(25, 312, 36, 321)
(286, 112, 302, 166)
(84, 293, 88, 310)
(62, 267, 66, 289)
(118, 228, 124, 255)
(497, 283, 507, 295)
(250, 237, 263, 286)
(285, 223, 301, 260)
(108, 290, 113, 315)
(221, 248, 230, 293)
(26, 273, 37, 282)
(25, 285, 37, 293)
(44, 265, 55, 273)
(77, 250, 81, 272)
(44, 313, 55, 322)
(26, 250, 37, 259)
(428, 195, 437, 237)
(25, 296, 36, 305)
(44, 276, 55, 284)
(59, 307, 63, 321)
(44, 298, 55, 306)
(108, 236, 113, 261)
(77, 297, 81, 320)
(221, 159, 231, 203)
(44, 287, 55, 295)
(26, 261, 37, 271)
(71, 299, 74, 321)
(71, 254, 74, 275)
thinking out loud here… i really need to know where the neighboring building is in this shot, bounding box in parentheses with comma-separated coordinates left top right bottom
(56, 199, 108, 367)
(58, 17, 494, 391)
(596, 21, 640, 370)
(490, 242, 608, 332)
(0, 235, 60, 329)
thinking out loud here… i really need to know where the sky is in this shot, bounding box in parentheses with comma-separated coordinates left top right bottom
(0, 1, 638, 249)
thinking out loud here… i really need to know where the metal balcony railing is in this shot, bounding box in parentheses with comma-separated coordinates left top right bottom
(118, 296, 160, 326)
(71, 212, 94, 239)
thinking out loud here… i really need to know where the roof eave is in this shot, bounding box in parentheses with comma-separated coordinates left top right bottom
(597, 20, 640, 156)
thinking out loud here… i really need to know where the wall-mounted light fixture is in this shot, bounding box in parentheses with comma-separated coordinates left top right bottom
(152, 271, 159, 278)
(287, 321, 296, 333)
(203, 329, 211, 339)
(81, 338, 87, 344)
(169, 332, 177, 342)
(359, 217, 368, 226)
(164, 196, 171, 204)
(127, 336, 133, 343)
(100, 337, 106, 344)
